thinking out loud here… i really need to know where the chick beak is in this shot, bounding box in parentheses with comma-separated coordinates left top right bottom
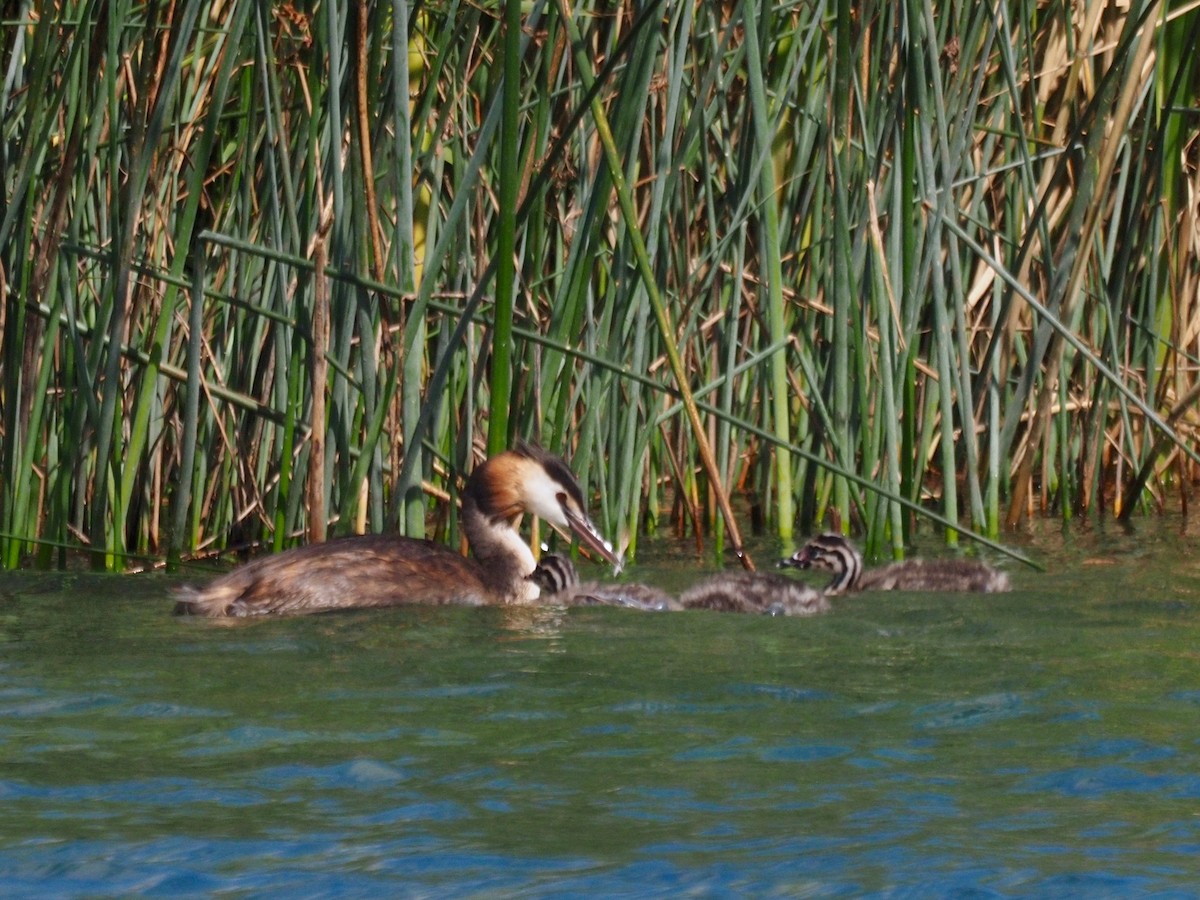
(778, 549, 809, 570)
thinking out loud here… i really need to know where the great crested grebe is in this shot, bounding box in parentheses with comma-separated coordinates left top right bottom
(780, 533, 1011, 596)
(173, 442, 622, 617)
(529, 553, 682, 611)
(679, 571, 830, 616)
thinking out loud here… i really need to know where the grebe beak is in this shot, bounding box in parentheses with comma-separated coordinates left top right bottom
(563, 506, 624, 573)
(777, 548, 811, 570)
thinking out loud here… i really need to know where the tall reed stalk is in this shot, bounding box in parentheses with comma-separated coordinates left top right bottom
(0, 0, 1196, 573)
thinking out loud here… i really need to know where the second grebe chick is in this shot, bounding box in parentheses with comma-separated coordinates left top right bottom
(530, 553, 682, 612)
(679, 572, 830, 617)
(780, 533, 1012, 596)
(173, 442, 622, 617)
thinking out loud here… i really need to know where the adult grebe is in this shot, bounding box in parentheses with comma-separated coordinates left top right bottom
(529, 553, 681, 611)
(678, 571, 830, 616)
(174, 443, 622, 617)
(779, 533, 1011, 596)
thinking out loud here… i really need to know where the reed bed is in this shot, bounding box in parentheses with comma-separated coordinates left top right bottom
(0, 0, 1196, 572)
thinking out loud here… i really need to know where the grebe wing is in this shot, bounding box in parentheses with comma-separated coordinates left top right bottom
(857, 558, 1011, 593)
(173, 535, 493, 617)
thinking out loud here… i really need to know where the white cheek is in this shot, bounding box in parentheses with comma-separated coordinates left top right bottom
(523, 478, 569, 528)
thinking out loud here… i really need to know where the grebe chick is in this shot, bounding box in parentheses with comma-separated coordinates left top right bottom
(530, 554, 682, 612)
(780, 533, 1012, 596)
(174, 443, 622, 617)
(679, 572, 830, 617)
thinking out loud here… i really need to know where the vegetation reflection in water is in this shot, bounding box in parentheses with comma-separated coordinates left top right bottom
(1, 520, 1199, 896)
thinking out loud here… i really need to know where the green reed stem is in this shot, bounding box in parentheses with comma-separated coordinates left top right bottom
(741, 0, 794, 541)
(555, 0, 753, 567)
(488, 0, 522, 456)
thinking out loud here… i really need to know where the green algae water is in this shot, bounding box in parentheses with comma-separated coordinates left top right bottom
(2, 519, 1200, 896)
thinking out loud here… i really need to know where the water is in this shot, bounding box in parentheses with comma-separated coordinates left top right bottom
(3, 519, 1200, 897)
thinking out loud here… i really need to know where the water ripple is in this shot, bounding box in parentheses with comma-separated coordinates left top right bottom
(915, 692, 1036, 730)
(1020, 764, 1200, 799)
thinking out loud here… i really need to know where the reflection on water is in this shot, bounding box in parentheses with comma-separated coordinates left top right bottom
(1, 518, 1199, 896)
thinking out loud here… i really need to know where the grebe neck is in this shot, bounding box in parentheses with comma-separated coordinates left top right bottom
(825, 540, 863, 594)
(461, 492, 539, 602)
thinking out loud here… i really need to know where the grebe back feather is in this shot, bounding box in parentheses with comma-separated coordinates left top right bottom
(679, 571, 830, 617)
(530, 553, 681, 612)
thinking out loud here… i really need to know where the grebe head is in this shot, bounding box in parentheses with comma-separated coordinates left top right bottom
(466, 442, 623, 571)
(527, 552, 580, 594)
(778, 532, 862, 594)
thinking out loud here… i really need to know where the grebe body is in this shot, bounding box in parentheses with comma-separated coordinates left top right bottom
(530, 554, 681, 612)
(679, 572, 830, 617)
(530, 555, 828, 616)
(174, 443, 620, 617)
(780, 533, 1011, 596)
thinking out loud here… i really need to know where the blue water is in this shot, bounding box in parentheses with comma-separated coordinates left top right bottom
(2, 520, 1200, 897)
